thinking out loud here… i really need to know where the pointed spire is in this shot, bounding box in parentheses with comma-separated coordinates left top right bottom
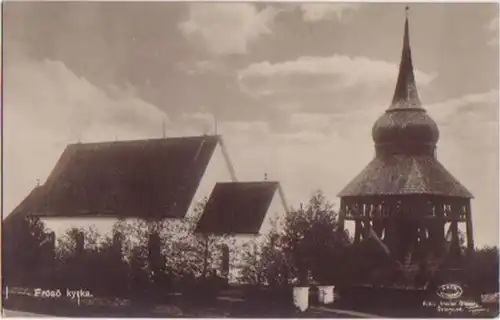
(390, 6, 421, 110)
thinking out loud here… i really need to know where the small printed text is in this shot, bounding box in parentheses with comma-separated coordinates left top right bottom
(34, 288, 93, 299)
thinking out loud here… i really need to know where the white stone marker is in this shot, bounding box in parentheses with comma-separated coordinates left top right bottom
(293, 286, 310, 312)
(318, 285, 335, 304)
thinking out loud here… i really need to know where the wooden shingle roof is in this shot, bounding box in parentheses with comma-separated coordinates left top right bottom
(12, 136, 219, 219)
(3, 186, 45, 226)
(195, 181, 279, 235)
(338, 155, 473, 198)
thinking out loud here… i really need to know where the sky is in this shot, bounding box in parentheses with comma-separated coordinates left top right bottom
(2, 2, 499, 247)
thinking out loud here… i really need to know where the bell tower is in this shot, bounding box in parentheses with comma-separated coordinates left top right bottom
(338, 8, 474, 287)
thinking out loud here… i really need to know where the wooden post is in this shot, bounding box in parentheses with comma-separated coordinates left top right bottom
(436, 200, 445, 252)
(450, 220, 459, 251)
(385, 206, 394, 252)
(363, 218, 371, 241)
(465, 201, 474, 252)
(354, 220, 361, 243)
(361, 202, 371, 241)
(418, 223, 427, 243)
(338, 199, 346, 231)
(373, 219, 384, 238)
(450, 202, 461, 251)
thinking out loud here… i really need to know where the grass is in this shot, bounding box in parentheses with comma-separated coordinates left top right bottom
(3, 287, 498, 318)
(3, 293, 351, 318)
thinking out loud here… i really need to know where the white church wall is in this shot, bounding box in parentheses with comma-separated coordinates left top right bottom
(41, 217, 116, 243)
(259, 188, 287, 235)
(184, 140, 232, 222)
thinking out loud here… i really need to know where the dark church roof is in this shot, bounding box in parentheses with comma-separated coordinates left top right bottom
(339, 13, 472, 199)
(12, 136, 219, 219)
(3, 186, 45, 226)
(195, 181, 279, 235)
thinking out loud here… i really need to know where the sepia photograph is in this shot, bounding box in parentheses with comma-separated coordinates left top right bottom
(2, 1, 499, 318)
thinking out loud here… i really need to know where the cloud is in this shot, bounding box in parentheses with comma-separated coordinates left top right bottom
(425, 90, 499, 246)
(179, 3, 279, 55)
(178, 112, 220, 135)
(489, 16, 499, 32)
(221, 120, 270, 136)
(176, 60, 227, 75)
(273, 130, 329, 144)
(487, 16, 499, 47)
(299, 3, 360, 22)
(5, 53, 497, 247)
(290, 113, 333, 132)
(182, 112, 214, 123)
(4, 53, 168, 214)
(240, 55, 435, 88)
(238, 55, 436, 113)
(427, 90, 498, 126)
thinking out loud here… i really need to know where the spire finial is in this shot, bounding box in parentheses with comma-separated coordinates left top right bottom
(405, 5, 409, 18)
(389, 6, 421, 110)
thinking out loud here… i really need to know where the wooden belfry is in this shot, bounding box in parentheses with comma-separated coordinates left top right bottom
(337, 9, 474, 285)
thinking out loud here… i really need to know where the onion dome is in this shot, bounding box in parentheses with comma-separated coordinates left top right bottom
(372, 11, 439, 157)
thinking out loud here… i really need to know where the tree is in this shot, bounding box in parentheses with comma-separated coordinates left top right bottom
(159, 198, 234, 281)
(3, 216, 52, 287)
(238, 190, 350, 287)
(128, 244, 150, 304)
(87, 231, 129, 298)
(464, 246, 499, 294)
(107, 198, 232, 300)
(236, 217, 284, 286)
(281, 190, 350, 285)
(55, 226, 103, 290)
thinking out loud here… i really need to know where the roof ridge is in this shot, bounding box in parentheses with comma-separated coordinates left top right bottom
(67, 135, 220, 148)
(4, 186, 45, 224)
(43, 144, 81, 195)
(216, 180, 279, 184)
(402, 157, 428, 192)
